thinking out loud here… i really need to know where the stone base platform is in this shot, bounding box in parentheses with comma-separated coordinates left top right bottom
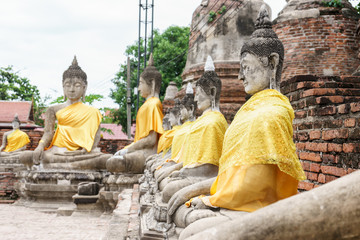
(15, 169, 105, 203)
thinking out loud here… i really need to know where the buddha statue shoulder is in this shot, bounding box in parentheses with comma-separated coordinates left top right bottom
(0, 114, 30, 156)
(167, 6, 306, 235)
(20, 56, 111, 170)
(106, 54, 165, 174)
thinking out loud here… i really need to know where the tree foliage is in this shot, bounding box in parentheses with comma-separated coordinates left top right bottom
(110, 25, 190, 132)
(0, 66, 41, 103)
(0, 66, 45, 126)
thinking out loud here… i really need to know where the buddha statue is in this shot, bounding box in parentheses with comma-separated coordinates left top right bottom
(156, 56, 228, 203)
(106, 54, 164, 174)
(20, 56, 111, 170)
(148, 84, 197, 174)
(167, 7, 306, 236)
(0, 114, 30, 157)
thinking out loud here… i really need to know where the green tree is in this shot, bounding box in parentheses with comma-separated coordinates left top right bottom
(111, 25, 190, 132)
(0, 66, 46, 126)
(0, 66, 41, 103)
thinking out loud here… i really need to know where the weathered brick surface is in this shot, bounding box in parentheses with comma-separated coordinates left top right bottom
(282, 75, 360, 191)
(274, 7, 360, 82)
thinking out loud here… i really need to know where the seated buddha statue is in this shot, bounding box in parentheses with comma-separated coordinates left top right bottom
(149, 84, 197, 174)
(20, 56, 111, 170)
(167, 7, 306, 235)
(106, 54, 164, 174)
(0, 114, 30, 157)
(157, 56, 228, 203)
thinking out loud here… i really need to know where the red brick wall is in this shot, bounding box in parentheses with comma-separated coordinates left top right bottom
(0, 172, 17, 203)
(274, 8, 360, 82)
(0, 129, 131, 154)
(281, 75, 360, 191)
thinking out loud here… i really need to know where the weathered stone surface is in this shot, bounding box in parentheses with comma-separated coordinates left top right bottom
(187, 170, 360, 240)
(78, 182, 100, 195)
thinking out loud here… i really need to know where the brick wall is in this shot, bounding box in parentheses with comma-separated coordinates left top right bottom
(0, 172, 17, 203)
(281, 75, 360, 191)
(274, 7, 360, 82)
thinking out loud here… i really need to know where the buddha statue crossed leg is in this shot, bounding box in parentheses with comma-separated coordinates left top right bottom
(20, 56, 111, 170)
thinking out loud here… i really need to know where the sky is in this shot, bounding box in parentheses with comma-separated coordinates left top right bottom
(1, 0, 351, 109)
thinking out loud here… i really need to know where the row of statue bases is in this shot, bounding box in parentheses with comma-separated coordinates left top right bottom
(1, 7, 359, 240)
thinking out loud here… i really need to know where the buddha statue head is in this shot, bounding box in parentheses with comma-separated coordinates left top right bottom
(180, 83, 197, 122)
(162, 112, 171, 131)
(12, 114, 20, 130)
(139, 53, 162, 99)
(62, 56, 87, 102)
(195, 56, 222, 112)
(168, 99, 181, 127)
(239, 5, 284, 95)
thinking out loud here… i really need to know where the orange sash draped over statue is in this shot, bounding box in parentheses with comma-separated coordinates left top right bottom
(203, 89, 306, 212)
(49, 102, 102, 152)
(3, 129, 30, 152)
(134, 97, 164, 143)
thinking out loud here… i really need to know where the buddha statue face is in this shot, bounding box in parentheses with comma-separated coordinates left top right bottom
(168, 112, 178, 127)
(180, 105, 190, 122)
(12, 120, 20, 130)
(139, 77, 153, 99)
(239, 6, 284, 94)
(63, 56, 88, 102)
(63, 77, 87, 102)
(239, 52, 279, 95)
(194, 86, 212, 112)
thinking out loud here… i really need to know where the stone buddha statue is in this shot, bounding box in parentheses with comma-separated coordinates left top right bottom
(106, 54, 164, 174)
(20, 56, 111, 170)
(0, 114, 30, 156)
(167, 7, 306, 237)
(147, 85, 197, 174)
(155, 56, 228, 203)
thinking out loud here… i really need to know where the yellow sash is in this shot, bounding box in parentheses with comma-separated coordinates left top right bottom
(206, 89, 306, 212)
(4, 129, 30, 152)
(217, 89, 305, 180)
(171, 121, 193, 160)
(181, 111, 228, 167)
(157, 125, 182, 154)
(134, 97, 164, 142)
(49, 102, 102, 152)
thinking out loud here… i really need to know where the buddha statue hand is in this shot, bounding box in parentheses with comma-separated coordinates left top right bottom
(114, 148, 128, 156)
(61, 148, 88, 156)
(167, 177, 215, 223)
(156, 162, 183, 184)
(191, 198, 209, 210)
(33, 146, 44, 165)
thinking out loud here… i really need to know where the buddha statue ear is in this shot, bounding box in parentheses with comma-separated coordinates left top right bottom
(82, 85, 87, 102)
(269, 53, 280, 91)
(151, 79, 156, 96)
(210, 86, 217, 110)
(63, 90, 67, 101)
